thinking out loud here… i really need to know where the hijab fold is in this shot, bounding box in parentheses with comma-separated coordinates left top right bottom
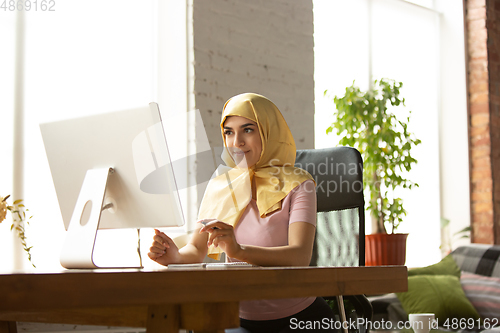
(197, 93, 315, 259)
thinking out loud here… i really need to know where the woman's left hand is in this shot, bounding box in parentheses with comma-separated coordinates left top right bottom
(199, 220, 242, 258)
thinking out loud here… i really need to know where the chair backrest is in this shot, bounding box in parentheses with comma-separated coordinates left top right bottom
(295, 147, 365, 267)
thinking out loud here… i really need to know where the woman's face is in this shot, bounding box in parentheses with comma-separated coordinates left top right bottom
(223, 116, 262, 168)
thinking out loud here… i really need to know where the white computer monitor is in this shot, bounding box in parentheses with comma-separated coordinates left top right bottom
(40, 103, 185, 269)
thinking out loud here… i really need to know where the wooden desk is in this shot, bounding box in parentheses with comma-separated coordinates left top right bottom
(0, 266, 407, 333)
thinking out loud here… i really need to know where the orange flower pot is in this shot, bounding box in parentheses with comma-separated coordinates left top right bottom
(365, 233, 408, 266)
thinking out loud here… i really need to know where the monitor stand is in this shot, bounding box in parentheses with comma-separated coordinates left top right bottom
(60, 167, 142, 269)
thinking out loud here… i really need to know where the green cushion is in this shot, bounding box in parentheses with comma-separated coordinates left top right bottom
(397, 275, 480, 322)
(408, 254, 461, 278)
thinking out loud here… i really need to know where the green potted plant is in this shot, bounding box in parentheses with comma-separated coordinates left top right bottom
(326, 79, 421, 265)
(1, 194, 35, 267)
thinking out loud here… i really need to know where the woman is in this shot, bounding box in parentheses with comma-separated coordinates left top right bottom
(148, 93, 338, 332)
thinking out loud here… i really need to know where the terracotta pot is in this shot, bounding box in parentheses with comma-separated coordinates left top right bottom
(365, 233, 408, 266)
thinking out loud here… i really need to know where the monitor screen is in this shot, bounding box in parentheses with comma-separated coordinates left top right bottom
(40, 103, 185, 268)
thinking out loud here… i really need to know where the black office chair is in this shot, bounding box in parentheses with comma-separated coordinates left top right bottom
(295, 147, 373, 328)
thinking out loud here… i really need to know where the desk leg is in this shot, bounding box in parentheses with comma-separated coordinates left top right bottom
(336, 295, 348, 333)
(146, 305, 180, 333)
(0, 321, 17, 333)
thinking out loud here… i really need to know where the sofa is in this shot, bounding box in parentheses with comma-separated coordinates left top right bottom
(369, 243, 500, 332)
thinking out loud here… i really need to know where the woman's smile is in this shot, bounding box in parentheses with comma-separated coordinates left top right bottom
(223, 116, 263, 168)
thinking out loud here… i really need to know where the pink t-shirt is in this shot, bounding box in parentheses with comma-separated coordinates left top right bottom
(228, 179, 317, 320)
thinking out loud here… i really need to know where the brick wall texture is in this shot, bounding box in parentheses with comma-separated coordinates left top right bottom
(466, 0, 500, 243)
(191, 0, 315, 150)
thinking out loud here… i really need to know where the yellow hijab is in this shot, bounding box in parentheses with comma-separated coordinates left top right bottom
(198, 93, 315, 259)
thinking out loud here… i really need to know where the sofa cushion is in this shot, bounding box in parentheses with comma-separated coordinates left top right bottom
(461, 271, 500, 320)
(408, 254, 461, 278)
(451, 244, 500, 277)
(396, 275, 480, 322)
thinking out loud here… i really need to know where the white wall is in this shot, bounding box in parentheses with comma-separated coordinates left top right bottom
(191, 0, 315, 149)
(435, 0, 471, 253)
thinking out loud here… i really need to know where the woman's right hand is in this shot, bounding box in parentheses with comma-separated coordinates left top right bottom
(148, 229, 180, 266)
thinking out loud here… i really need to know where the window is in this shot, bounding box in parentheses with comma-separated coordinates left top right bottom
(314, 0, 469, 267)
(0, 0, 193, 270)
